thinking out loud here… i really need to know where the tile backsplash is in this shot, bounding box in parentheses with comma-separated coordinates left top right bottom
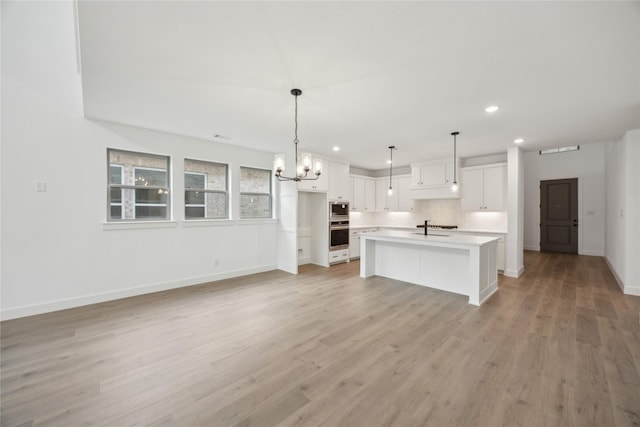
(349, 199, 507, 231)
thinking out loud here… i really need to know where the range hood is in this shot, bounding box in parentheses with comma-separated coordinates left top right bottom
(410, 187, 461, 200)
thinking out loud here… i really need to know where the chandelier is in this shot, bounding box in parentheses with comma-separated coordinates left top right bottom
(273, 89, 322, 182)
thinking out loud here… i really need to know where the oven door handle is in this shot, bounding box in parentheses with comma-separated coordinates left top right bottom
(330, 226, 350, 230)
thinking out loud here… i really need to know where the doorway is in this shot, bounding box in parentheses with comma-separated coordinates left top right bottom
(540, 178, 578, 254)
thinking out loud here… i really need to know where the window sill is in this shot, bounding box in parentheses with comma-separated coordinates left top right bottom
(103, 221, 178, 231)
(237, 218, 278, 225)
(182, 219, 235, 228)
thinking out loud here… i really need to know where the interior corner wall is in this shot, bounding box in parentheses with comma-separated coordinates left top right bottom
(505, 147, 524, 278)
(1, 2, 279, 319)
(523, 142, 606, 256)
(605, 130, 640, 295)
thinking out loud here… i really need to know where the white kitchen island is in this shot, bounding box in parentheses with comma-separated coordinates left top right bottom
(360, 230, 500, 305)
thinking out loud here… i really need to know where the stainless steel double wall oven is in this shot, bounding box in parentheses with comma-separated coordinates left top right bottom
(329, 202, 349, 251)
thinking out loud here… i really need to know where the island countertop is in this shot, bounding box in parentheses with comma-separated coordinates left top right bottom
(359, 229, 501, 247)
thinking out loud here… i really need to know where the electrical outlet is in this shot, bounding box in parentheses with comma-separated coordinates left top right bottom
(214, 259, 220, 267)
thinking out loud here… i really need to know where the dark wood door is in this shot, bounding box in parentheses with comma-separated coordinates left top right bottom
(540, 178, 578, 253)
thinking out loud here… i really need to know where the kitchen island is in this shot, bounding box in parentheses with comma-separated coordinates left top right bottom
(360, 230, 500, 305)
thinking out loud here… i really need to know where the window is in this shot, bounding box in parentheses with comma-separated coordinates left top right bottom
(240, 167, 272, 218)
(184, 159, 228, 219)
(107, 149, 170, 221)
(109, 165, 123, 219)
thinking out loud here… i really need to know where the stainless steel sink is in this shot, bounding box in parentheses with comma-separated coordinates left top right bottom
(412, 232, 450, 237)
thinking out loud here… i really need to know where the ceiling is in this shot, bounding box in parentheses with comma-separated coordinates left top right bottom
(77, 1, 640, 171)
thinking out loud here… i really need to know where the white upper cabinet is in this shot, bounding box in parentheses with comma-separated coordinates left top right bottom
(351, 176, 365, 211)
(376, 177, 399, 211)
(374, 175, 412, 212)
(351, 175, 376, 212)
(460, 163, 507, 211)
(298, 156, 328, 192)
(364, 178, 376, 212)
(411, 159, 455, 188)
(328, 161, 351, 201)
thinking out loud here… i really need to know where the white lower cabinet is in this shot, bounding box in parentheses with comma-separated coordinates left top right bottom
(329, 249, 349, 265)
(350, 230, 361, 259)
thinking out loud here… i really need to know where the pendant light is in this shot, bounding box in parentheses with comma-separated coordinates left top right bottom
(387, 146, 395, 196)
(451, 132, 459, 193)
(273, 89, 322, 182)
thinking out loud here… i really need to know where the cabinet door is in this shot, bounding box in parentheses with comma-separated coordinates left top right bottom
(298, 157, 328, 192)
(375, 179, 388, 211)
(397, 176, 413, 212)
(349, 230, 360, 259)
(445, 160, 456, 185)
(411, 166, 423, 187)
(460, 168, 484, 211)
(420, 163, 447, 186)
(364, 178, 376, 212)
(482, 165, 506, 211)
(387, 177, 400, 211)
(351, 177, 364, 211)
(329, 162, 350, 201)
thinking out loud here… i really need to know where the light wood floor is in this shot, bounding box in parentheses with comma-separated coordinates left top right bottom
(1, 251, 639, 426)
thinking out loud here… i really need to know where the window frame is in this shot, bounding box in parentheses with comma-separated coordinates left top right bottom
(133, 166, 170, 220)
(109, 164, 124, 220)
(184, 159, 229, 220)
(239, 166, 273, 219)
(107, 149, 171, 222)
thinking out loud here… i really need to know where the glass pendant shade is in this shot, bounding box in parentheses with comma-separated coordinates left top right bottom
(273, 154, 285, 173)
(313, 159, 323, 175)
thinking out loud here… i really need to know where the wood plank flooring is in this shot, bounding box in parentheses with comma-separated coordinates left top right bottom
(1, 251, 639, 426)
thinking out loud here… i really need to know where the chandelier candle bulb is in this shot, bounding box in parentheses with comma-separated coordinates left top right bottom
(274, 154, 285, 173)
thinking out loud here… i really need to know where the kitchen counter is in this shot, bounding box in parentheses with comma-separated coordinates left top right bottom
(350, 225, 507, 235)
(360, 230, 500, 305)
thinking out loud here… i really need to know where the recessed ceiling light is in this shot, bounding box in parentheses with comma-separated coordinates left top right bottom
(514, 138, 524, 144)
(387, 160, 392, 164)
(332, 146, 340, 151)
(485, 105, 500, 113)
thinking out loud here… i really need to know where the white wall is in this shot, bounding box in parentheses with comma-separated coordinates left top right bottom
(1, 2, 279, 319)
(523, 143, 606, 256)
(605, 130, 640, 295)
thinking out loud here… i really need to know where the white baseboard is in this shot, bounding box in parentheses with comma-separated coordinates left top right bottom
(580, 250, 604, 256)
(476, 279, 499, 306)
(605, 257, 640, 296)
(0, 265, 277, 321)
(503, 265, 525, 278)
(524, 245, 539, 251)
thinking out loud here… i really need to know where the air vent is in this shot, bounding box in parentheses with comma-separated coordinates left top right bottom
(539, 145, 580, 155)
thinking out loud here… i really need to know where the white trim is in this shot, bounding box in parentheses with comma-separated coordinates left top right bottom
(103, 221, 177, 230)
(0, 265, 278, 321)
(504, 266, 525, 278)
(237, 218, 278, 225)
(579, 250, 604, 257)
(605, 257, 640, 296)
(524, 245, 540, 251)
(181, 219, 236, 227)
